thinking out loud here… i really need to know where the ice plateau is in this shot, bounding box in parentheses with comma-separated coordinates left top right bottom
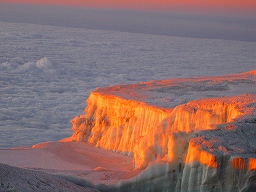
(69, 70, 256, 191)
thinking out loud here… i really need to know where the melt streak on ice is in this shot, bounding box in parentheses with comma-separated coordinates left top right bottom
(68, 70, 256, 191)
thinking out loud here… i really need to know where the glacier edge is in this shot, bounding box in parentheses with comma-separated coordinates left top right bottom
(69, 70, 256, 191)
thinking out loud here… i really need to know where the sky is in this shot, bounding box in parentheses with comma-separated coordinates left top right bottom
(1, 0, 256, 16)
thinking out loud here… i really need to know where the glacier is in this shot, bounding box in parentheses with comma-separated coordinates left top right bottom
(68, 70, 256, 191)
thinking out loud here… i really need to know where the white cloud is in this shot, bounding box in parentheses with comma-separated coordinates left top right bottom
(36, 57, 52, 69)
(17, 57, 55, 73)
(0, 61, 11, 70)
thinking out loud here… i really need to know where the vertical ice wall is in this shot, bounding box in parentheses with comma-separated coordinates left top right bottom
(71, 92, 246, 168)
(71, 92, 170, 157)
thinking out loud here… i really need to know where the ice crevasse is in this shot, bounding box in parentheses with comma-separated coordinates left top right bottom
(69, 70, 256, 191)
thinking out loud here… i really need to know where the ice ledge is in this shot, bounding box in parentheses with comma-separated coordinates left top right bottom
(94, 69, 256, 109)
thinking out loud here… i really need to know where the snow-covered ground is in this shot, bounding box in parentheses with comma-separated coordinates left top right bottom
(0, 163, 98, 192)
(0, 21, 256, 148)
(0, 142, 140, 186)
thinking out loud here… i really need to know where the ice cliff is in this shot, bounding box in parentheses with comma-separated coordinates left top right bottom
(70, 70, 256, 191)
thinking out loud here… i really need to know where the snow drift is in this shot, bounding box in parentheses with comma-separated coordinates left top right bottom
(0, 163, 98, 192)
(69, 70, 256, 191)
